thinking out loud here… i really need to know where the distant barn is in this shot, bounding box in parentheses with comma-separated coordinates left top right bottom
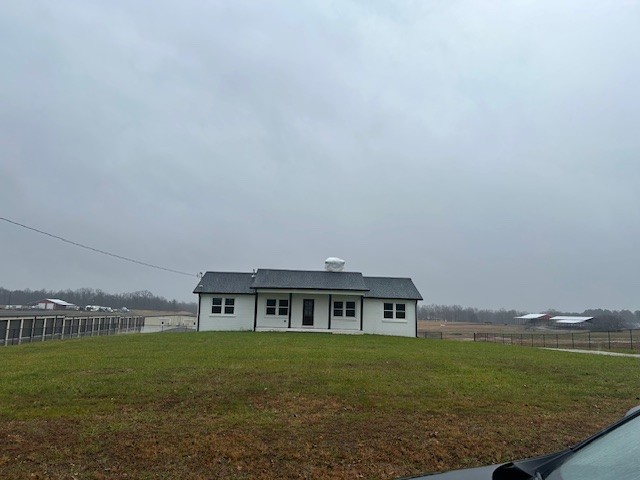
(551, 316, 593, 328)
(514, 313, 552, 325)
(35, 298, 78, 311)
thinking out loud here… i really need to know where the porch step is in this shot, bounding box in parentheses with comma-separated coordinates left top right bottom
(254, 327, 363, 335)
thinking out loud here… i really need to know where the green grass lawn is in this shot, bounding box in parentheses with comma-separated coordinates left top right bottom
(0, 332, 638, 479)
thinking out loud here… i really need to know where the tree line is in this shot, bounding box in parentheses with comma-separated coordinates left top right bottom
(0, 287, 197, 313)
(418, 304, 525, 324)
(418, 304, 640, 331)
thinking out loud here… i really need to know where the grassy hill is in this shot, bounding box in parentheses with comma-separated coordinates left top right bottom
(0, 332, 638, 479)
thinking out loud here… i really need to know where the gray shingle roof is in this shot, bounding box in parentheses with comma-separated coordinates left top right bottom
(363, 277, 423, 300)
(252, 269, 369, 291)
(193, 272, 255, 294)
(193, 270, 423, 300)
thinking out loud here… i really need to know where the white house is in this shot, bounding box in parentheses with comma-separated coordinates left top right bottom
(193, 268, 423, 337)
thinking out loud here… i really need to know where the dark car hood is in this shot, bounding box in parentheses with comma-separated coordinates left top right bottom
(403, 464, 501, 480)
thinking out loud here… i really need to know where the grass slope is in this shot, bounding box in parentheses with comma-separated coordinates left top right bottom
(0, 332, 638, 479)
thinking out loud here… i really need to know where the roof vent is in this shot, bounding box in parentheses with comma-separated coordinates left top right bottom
(324, 257, 345, 272)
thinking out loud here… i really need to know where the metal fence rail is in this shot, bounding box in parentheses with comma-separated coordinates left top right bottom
(0, 314, 145, 346)
(421, 329, 640, 352)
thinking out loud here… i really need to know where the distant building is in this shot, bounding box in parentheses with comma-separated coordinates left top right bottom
(551, 316, 593, 328)
(35, 298, 78, 310)
(514, 313, 552, 325)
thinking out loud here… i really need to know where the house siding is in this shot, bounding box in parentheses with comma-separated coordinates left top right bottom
(362, 299, 417, 337)
(290, 293, 330, 329)
(255, 293, 291, 329)
(198, 294, 254, 331)
(330, 294, 361, 331)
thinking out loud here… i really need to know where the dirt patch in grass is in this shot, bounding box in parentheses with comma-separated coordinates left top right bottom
(0, 398, 620, 479)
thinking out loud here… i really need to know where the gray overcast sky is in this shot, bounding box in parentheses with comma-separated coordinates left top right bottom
(2, 1, 640, 311)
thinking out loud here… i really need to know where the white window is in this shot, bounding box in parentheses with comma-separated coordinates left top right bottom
(212, 297, 235, 315)
(345, 301, 356, 317)
(334, 300, 357, 318)
(266, 299, 288, 316)
(384, 302, 405, 319)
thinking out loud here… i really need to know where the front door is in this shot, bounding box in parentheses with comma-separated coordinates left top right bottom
(302, 299, 314, 326)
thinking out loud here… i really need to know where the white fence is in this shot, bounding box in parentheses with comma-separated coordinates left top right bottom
(142, 315, 196, 333)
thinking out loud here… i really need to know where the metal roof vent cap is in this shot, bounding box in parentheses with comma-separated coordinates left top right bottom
(324, 257, 345, 272)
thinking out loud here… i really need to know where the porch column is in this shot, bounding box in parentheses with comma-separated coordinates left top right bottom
(360, 297, 364, 331)
(287, 293, 292, 328)
(253, 292, 258, 331)
(328, 294, 332, 330)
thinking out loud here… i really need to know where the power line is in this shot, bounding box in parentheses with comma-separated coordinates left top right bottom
(0, 216, 197, 278)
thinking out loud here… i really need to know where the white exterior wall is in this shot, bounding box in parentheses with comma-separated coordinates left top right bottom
(362, 299, 416, 338)
(255, 293, 290, 328)
(198, 294, 254, 331)
(255, 291, 362, 331)
(330, 295, 361, 331)
(290, 293, 330, 329)
(197, 291, 417, 337)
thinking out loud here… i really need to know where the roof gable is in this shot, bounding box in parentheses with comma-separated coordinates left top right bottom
(363, 277, 423, 300)
(252, 269, 368, 291)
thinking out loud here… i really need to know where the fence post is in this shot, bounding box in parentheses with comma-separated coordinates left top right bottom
(543, 334, 545, 347)
(18, 318, 24, 345)
(556, 334, 559, 348)
(608, 331, 611, 350)
(588, 331, 591, 349)
(531, 334, 534, 347)
(631, 330, 634, 350)
(29, 316, 35, 343)
(572, 333, 574, 349)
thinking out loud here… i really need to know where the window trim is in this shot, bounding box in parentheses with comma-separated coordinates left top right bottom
(333, 299, 357, 320)
(265, 298, 289, 316)
(345, 301, 356, 318)
(383, 302, 407, 322)
(211, 297, 235, 316)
